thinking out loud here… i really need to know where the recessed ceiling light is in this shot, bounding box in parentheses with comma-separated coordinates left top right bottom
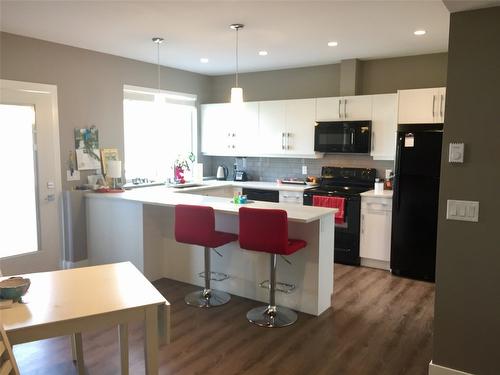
(258, 50, 268, 56)
(200, 58, 209, 63)
(327, 41, 338, 47)
(414, 30, 426, 36)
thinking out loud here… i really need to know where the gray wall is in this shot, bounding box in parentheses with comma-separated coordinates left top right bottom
(433, 6, 500, 375)
(0, 32, 212, 189)
(358, 53, 448, 95)
(208, 63, 341, 103)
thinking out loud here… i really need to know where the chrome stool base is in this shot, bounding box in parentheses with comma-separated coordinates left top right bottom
(247, 305, 297, 328)
(185, 289, 231, 308)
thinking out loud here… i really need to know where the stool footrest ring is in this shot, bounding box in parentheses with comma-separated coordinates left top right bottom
(198, 271, 230, 282)
(259, 280, 296, 294)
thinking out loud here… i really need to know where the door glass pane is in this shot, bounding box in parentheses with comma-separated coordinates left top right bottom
(0, 104, 39, 258)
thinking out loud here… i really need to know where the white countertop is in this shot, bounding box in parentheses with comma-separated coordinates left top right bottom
(173, 180, 315, 192)
(86, 185, 335, 223)
(361, 189, 394, 198)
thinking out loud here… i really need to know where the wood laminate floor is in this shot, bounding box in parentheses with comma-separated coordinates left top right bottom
(13, 264, 434, 375)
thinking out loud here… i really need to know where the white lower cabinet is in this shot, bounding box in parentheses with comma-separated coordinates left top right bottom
(359, 195, 392, 270)
(279, 190, 303, 205)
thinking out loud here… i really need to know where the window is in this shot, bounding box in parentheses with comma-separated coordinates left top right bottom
(123, 85, 197, 182)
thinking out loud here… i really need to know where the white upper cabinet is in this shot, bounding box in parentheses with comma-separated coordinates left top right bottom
(258, 100, 287, 155)
(284, 99, 316, 155)
(371, 94, 397, 160)
(343, 95, 373, 121)
(201, 102, 259, 156)
(316, 97, 342, 121)
(316, 95, 372, 121)
(397, 87, 446, 124)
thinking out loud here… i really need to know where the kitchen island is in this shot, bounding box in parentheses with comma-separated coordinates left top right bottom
(86, 185, 336, 316)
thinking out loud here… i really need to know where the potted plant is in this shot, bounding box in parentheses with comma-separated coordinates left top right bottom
(173, 152, 195, 184)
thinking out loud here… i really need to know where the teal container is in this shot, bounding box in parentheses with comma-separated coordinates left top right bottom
(0, 277, 31, 302)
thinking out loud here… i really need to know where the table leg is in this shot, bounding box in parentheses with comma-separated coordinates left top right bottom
(119, 323, 129, 375)
(72, 332, 85, 375)
(158, 303, 170, 346)
(144, 306, 159, 375)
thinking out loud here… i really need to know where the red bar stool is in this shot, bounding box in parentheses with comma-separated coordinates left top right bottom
(239, 207, 307, 327)
(175, 204, 238, 308)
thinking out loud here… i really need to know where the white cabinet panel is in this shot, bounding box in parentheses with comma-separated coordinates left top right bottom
(371, 94, 397, 160)
(316, 97, 342, 121)
(233, 102, 259, 156)
(360, 196, 392, 268)
(398, 88, 446, 124)
(201, 103, 231, 156)
(279, 190, 303, 205)
(258, 100, 287, 155)
(285, 99, 316, 155)
(343, 95, 372, 121)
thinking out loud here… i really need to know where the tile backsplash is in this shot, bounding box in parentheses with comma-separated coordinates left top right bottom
(210, 155, 394, 181)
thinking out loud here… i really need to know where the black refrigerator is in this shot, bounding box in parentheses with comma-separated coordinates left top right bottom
(391, 124, 443, 282)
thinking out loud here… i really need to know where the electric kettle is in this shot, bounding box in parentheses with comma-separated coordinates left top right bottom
(216, 165, 229, 180)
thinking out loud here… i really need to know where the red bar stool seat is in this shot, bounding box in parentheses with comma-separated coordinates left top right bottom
(175, 204, 238, 308)
(239, 207, 307, 327)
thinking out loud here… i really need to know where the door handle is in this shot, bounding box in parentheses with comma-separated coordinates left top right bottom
(281, 132, 285, 150)
(46, 194, 56, 202)
(351, 132, 354, 144)
(286, 133, 291, 150)
(440, 94, 444, 119)
(371, 132, 375, 151)
(344, 99, 347, 119)
(432, 95, 436, 118)
(338, 100, 342, 119)
(361, 214, 365, 234)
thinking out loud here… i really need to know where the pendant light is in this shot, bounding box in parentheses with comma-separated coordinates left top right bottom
(229, 24, 244, 104)
(152, 37, 164, 93)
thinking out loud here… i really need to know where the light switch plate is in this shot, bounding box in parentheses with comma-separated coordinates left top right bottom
(449, 143, 464, 163)
(302, 165, 307, 175)
(446, 200, 479, 222)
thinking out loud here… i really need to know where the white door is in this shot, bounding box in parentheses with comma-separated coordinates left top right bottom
(258, 100, 286, 155)
(398, 88, 438, 124)
(371, 94, 397, 160)
(316, 97, 342, 121)
(343, 95, 373, 121)
(0, 80, 62, 276)
(285, 99, 316, 155)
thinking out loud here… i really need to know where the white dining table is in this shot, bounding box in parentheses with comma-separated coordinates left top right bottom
(0, 262, 169, 374)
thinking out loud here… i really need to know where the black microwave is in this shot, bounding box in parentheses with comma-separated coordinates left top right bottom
(314, 121, 372, 154)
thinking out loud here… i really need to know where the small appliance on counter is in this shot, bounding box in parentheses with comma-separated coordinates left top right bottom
(234, 170, 248, 181)
(216, 165, 229, 180)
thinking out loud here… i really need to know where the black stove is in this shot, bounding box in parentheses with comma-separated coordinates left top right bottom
(303, 167, 377, 266)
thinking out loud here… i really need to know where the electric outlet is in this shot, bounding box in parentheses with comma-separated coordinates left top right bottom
(302, 165, 307, 175)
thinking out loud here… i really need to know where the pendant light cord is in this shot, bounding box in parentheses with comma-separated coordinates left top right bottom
(157, 41, 161, 93)
(235, 27, 239, 88)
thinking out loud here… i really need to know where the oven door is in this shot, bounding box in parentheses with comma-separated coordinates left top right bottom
(304, 191, 361, 265)
(314, 121, 371, 153)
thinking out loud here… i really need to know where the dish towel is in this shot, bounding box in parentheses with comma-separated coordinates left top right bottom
(313, 195, 346, 225)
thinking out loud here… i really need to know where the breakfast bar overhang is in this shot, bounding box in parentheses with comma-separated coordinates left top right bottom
(85, 186, 336, 316)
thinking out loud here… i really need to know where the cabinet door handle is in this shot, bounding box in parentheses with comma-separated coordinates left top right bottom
(338, 99, 342, 118)
(281, 132, 285, 150)
(440, 94, 444, 119)
(432, 95, 436, 118)
(286, 133, 291, 150)
(344, 99, 347, 119)
(361, 214, 365, 234)
(372, 132, 375, 151)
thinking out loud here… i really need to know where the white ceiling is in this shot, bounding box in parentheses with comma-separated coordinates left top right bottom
(0, 0, 450, 76)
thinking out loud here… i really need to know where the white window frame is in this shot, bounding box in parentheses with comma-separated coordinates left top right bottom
(123, 85, 198, 181)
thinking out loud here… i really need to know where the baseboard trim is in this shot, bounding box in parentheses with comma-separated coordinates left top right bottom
(360, 257, 390, 271)
(429, 361, 474, 375)
(61, 259, 89, 269)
